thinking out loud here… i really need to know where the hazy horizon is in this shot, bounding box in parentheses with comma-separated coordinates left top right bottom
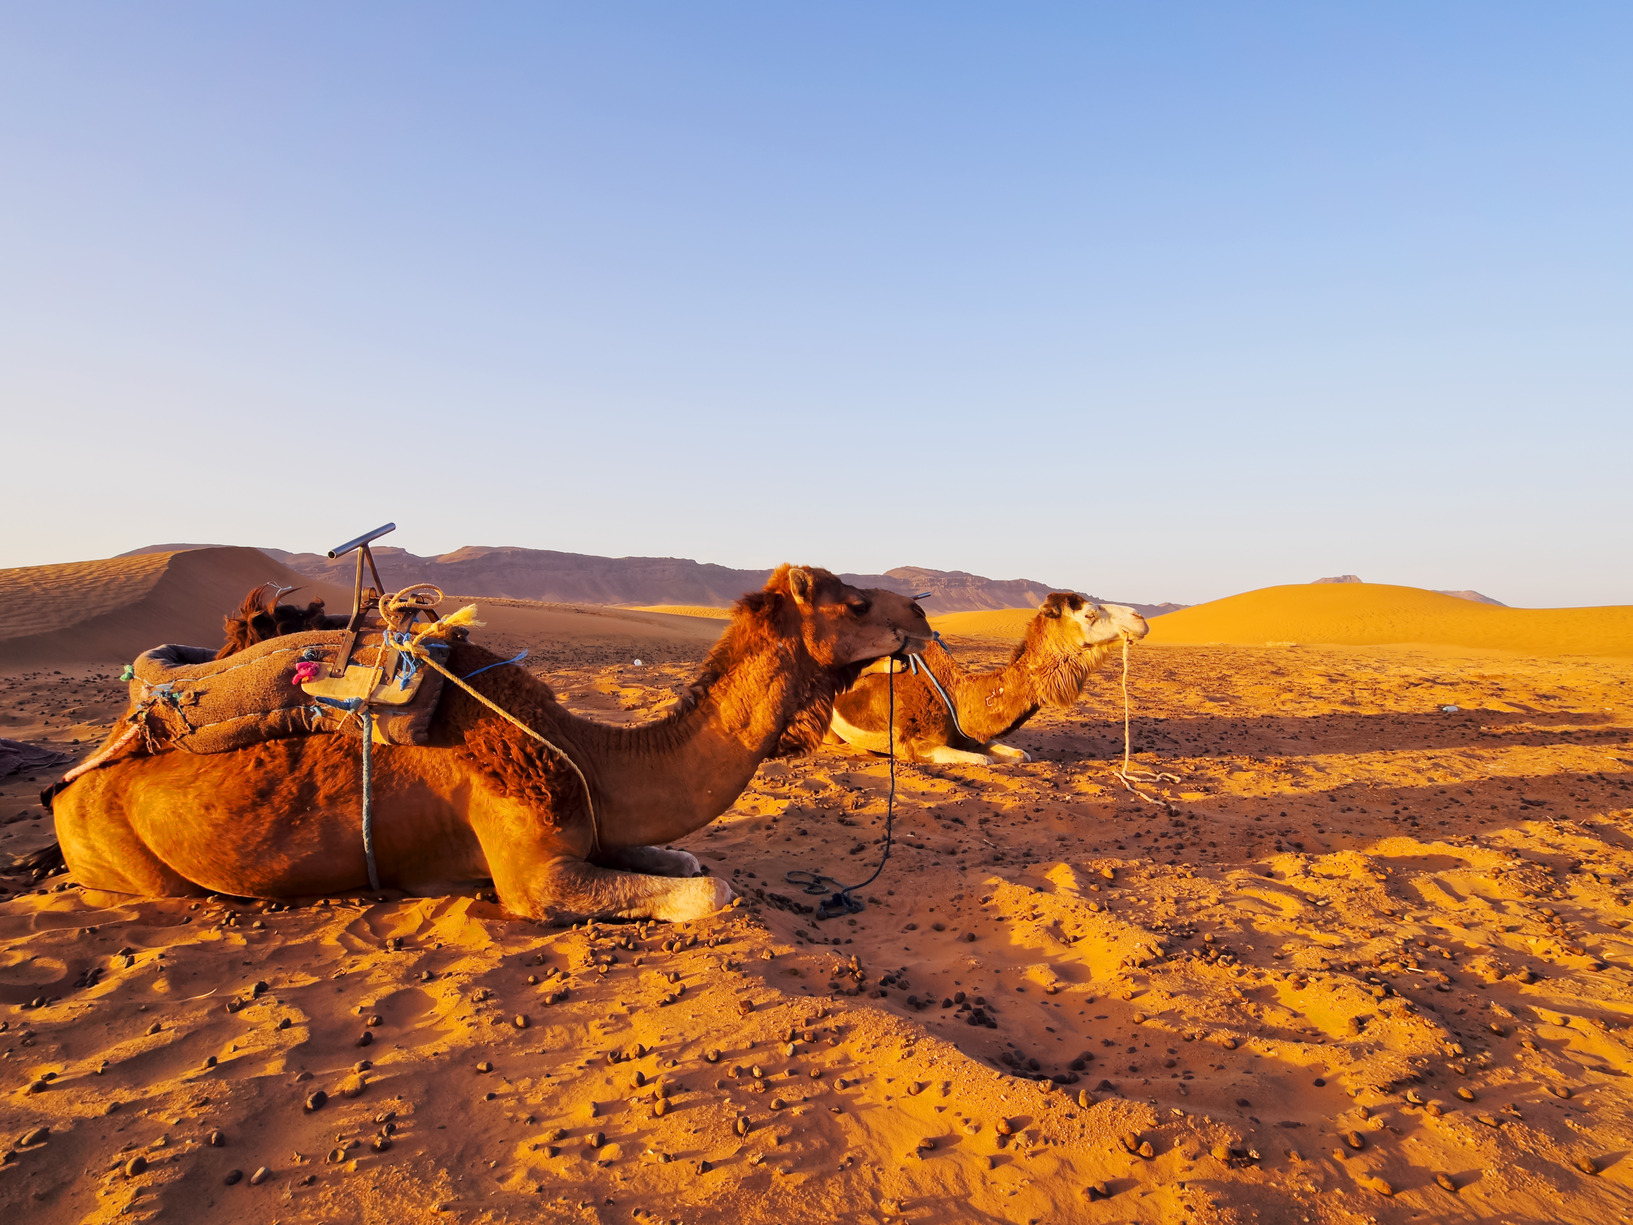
(3, 5, 1629, 607)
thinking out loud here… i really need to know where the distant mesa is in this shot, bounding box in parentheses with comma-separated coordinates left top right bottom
(118, 543, 1182, 619)
(1312, 574, 1504, 606)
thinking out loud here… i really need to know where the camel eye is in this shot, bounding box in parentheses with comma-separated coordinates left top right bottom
(846, 597, 871, 616)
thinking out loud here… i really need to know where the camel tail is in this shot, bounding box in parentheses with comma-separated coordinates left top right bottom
(11, 841, 66, 880)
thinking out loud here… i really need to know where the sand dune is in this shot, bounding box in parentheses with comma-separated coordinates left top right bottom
(1148, 582, 1633, 657)
(627, 605, 734, 620)
(928, 609, 1038, 641)
(0, 548, 352, 670)
(444, 598, 726, 669)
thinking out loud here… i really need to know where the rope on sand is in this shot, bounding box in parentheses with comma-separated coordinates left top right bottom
(1115, 636, 1179, 808)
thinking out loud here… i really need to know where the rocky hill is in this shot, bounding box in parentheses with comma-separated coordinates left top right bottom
(122, 543, 1184, 617)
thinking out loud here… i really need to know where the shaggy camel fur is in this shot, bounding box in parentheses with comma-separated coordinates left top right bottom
(827, 592, 1148, 764)
(216, 583, 346, 659)
(53, 566, 931, 922)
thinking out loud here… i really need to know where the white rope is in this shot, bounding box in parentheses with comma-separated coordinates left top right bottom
(411, 648, 601, 856)
(1115, 637, 1179, 807)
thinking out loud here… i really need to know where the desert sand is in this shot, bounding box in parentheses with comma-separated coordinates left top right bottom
(4, 566, 1633, 1224)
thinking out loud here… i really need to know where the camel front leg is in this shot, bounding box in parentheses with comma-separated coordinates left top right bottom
(595, 844, 703, 878)
(530, 857, 734, 923)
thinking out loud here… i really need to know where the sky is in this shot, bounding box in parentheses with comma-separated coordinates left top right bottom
(2, 4, 1629, 608)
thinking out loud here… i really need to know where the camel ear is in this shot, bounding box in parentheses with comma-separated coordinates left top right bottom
(787, 567, 815, 606)
(1040, 594, 1065, 618)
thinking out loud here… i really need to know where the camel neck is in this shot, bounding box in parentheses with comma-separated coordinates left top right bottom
(582, 629, 825, 849)
(947, 649, 1044, 743)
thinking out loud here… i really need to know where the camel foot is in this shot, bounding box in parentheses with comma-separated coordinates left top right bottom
(987, 743, 1032, 762)
(628, 875, 735, 923)
(596, 845, 703, 878)
(923, 745, 998, 766)
(533, 859, 735, 924)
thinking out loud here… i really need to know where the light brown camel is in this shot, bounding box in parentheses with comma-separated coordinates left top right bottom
(827, 592, 1148, 764)
(52, 566, 931, 923)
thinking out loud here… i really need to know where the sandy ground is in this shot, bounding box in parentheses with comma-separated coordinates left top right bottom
(4, 628, 1633, 1224)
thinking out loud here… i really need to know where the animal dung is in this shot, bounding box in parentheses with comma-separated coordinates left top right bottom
(249, 1166, 270, 1185)
(124, 1155, 148, 1177)
(304, 1090, 328, 1112)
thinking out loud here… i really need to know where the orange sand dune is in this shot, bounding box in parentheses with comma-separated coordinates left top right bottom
(1147, 583, 1633, 656)
(0, 548, 352, 669)
(929, 608, 1037, 641)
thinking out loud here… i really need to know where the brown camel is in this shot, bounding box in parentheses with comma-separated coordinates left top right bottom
(216, 582, 346, 659)
(826, 593, 1148, 764)
(53, 566, 931, 922)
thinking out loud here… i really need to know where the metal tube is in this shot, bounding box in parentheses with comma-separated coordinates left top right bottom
(328, 523, 396, 559)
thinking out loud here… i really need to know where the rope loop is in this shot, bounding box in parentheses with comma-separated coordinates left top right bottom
(1114, 636, 1180, 807)
(789, 658, 899, 919)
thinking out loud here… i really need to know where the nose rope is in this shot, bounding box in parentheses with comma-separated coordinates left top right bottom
(787, 648, 904, 920)
(1115, 635, 1179, 806)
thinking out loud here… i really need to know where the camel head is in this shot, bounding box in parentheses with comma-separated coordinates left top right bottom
(757, 564, 933, 670)
(1038, 592, 1150, 650)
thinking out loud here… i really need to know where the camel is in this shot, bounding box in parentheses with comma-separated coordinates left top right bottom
(52, 566, 931, 923)
(216, 583, 346, 659)
(826, 592, 1148, 764)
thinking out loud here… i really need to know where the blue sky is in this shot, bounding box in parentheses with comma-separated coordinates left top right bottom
(2, 5, 1629, 607)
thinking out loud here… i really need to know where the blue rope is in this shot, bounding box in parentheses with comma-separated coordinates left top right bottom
(462, 648, 528, 680)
